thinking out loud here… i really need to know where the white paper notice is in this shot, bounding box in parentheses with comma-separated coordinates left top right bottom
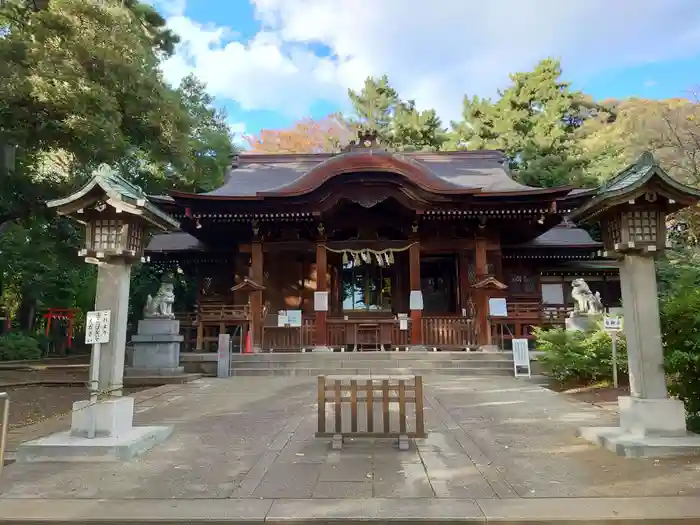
(314, 291, 329, 312)
(488, 298, 508, 317)
(286, 310, 303, 327)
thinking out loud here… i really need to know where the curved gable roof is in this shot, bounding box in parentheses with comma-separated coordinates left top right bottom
(260, 151, 476, 196)
(173, 149, 572, 200)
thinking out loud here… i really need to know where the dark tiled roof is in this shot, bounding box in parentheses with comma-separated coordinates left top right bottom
(146, 232, 204, 252)
(202, 150, 539, 197)
(513, 225, 601, 248)
(145, 226, 600, 254)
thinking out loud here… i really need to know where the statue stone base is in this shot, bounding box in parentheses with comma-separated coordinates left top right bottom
(565, 313, 599, 332)
(126, 318, 184, 376)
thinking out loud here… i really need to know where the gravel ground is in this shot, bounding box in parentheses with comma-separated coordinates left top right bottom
(0, 362, 144, 430)
(0, 385, 146, 429)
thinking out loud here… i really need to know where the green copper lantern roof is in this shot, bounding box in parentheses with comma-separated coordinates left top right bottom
(568, 151, 700, 223)
(46, 164, 179, 231)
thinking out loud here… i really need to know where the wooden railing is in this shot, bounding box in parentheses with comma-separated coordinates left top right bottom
(490, 301, 570, 341)
(179, 302, 572, 351)
(197, 303, 249, 322)
(422, 316, 479, 349)
(262, 320, 315, 351)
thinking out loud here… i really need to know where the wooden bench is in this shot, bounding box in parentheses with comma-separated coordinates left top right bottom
(316, 374, 426, 450)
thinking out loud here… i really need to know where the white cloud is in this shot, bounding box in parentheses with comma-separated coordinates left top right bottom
(159, 0, 700, 123)
(227, 121, 248, 146)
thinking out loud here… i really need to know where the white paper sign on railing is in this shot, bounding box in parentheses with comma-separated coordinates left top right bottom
(488, 298, 508, 317)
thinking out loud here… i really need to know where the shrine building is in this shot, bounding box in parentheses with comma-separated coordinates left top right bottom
(145, 133, 624, 353)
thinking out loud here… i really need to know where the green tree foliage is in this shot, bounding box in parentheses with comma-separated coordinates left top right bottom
(534, 324, 628, 385)
(0, 0, 190, 172)
(449, 58, 599, 187)
(0, 0, 234, 335)
(174, 74, 235, 192)
(658, 259, 700, 432)
(347, 75, 448, 151)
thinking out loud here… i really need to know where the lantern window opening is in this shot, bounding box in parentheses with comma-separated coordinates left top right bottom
(604, 213, 622, 246)
(628, 209, 659, 244)
(128, 223, 144, 253)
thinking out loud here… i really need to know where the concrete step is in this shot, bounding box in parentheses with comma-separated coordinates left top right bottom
(230, 351, 513, 362)
(230, 359, 513, 369)
(229, 367, 514, 377)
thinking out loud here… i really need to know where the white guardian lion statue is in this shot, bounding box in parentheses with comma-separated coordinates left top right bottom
(570, 278, 604, 316)
(143, 280, 176, 319)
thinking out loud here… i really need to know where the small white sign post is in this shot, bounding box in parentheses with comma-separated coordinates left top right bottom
(512, 338, 531, 378)
(603, 316, 623, 389)
(85, 310, 111, 438)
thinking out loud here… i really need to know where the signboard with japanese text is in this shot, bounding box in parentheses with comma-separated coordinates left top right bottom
(603, 316, 623, 332)
(277, 311, 289, 327)
(286, 310, 302, 327)
(85, 310, 111, 345)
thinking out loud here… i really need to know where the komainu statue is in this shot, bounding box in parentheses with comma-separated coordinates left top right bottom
(569, 278, 604, 316)
(143, 279, 176, 319)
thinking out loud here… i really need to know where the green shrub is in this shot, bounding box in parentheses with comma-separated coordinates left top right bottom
(534, 324, 627, 385)
(0, 333, 42, 361)
(660, 287, 700, 433)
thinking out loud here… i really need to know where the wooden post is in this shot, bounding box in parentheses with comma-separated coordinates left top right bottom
(409, 240, 423, 346)
(475, 238, 489, 345)
(315, 241, 328, 349)
(250, 239, 263, 351)
(458, 251, 470, 315)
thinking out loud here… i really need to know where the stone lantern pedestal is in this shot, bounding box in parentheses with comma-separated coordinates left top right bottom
(127, 318, 184, 376)
(16, 165, 180, 462)
(570, 153, 700, 457)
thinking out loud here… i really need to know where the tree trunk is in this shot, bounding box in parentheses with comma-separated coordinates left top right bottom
(17, 296, 37, 332)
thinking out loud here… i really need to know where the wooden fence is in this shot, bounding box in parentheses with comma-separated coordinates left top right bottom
(316, 375, 425, 449)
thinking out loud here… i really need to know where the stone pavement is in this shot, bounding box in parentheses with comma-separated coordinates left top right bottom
(1, 376, 700, 523)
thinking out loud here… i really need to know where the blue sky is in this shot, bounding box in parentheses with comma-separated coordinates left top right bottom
(151, 0, 700, 143)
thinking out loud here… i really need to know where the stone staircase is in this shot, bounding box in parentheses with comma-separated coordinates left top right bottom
(228, 351, 515, 377)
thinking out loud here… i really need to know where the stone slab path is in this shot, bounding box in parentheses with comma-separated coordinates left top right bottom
(1, 376, 700, 523)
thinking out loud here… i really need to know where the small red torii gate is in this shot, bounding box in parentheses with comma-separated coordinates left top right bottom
(44, 308, 79, 350)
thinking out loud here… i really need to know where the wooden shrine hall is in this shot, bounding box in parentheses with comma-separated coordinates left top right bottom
(145, 133, 623, 352)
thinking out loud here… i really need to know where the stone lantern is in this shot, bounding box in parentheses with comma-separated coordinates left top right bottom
(569, 152, 700, 457)
(17, 165, 180, 462)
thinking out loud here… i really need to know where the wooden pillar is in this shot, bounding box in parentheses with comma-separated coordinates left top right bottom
(409, 240, 423, 347)
(315, 241, 328, 349)
(458, 251, 470, 316)
(475, 238, 489, 346)
(195, 274, 204, 351)
(250, 239, 264, 351)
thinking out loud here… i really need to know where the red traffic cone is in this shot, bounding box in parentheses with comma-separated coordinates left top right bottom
(244, 331, 252, 354)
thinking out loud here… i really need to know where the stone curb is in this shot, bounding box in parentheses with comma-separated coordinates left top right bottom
(0, 497, 699, 524)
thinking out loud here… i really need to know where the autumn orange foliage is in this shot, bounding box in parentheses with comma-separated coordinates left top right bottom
(244, 115, 355, 154)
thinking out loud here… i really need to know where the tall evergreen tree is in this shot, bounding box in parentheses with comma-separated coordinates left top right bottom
(449, 58, 599, 187)
(347, 76, 447, 151)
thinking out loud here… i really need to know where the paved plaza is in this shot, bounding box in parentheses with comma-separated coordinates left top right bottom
(1, 376, 700, 523)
